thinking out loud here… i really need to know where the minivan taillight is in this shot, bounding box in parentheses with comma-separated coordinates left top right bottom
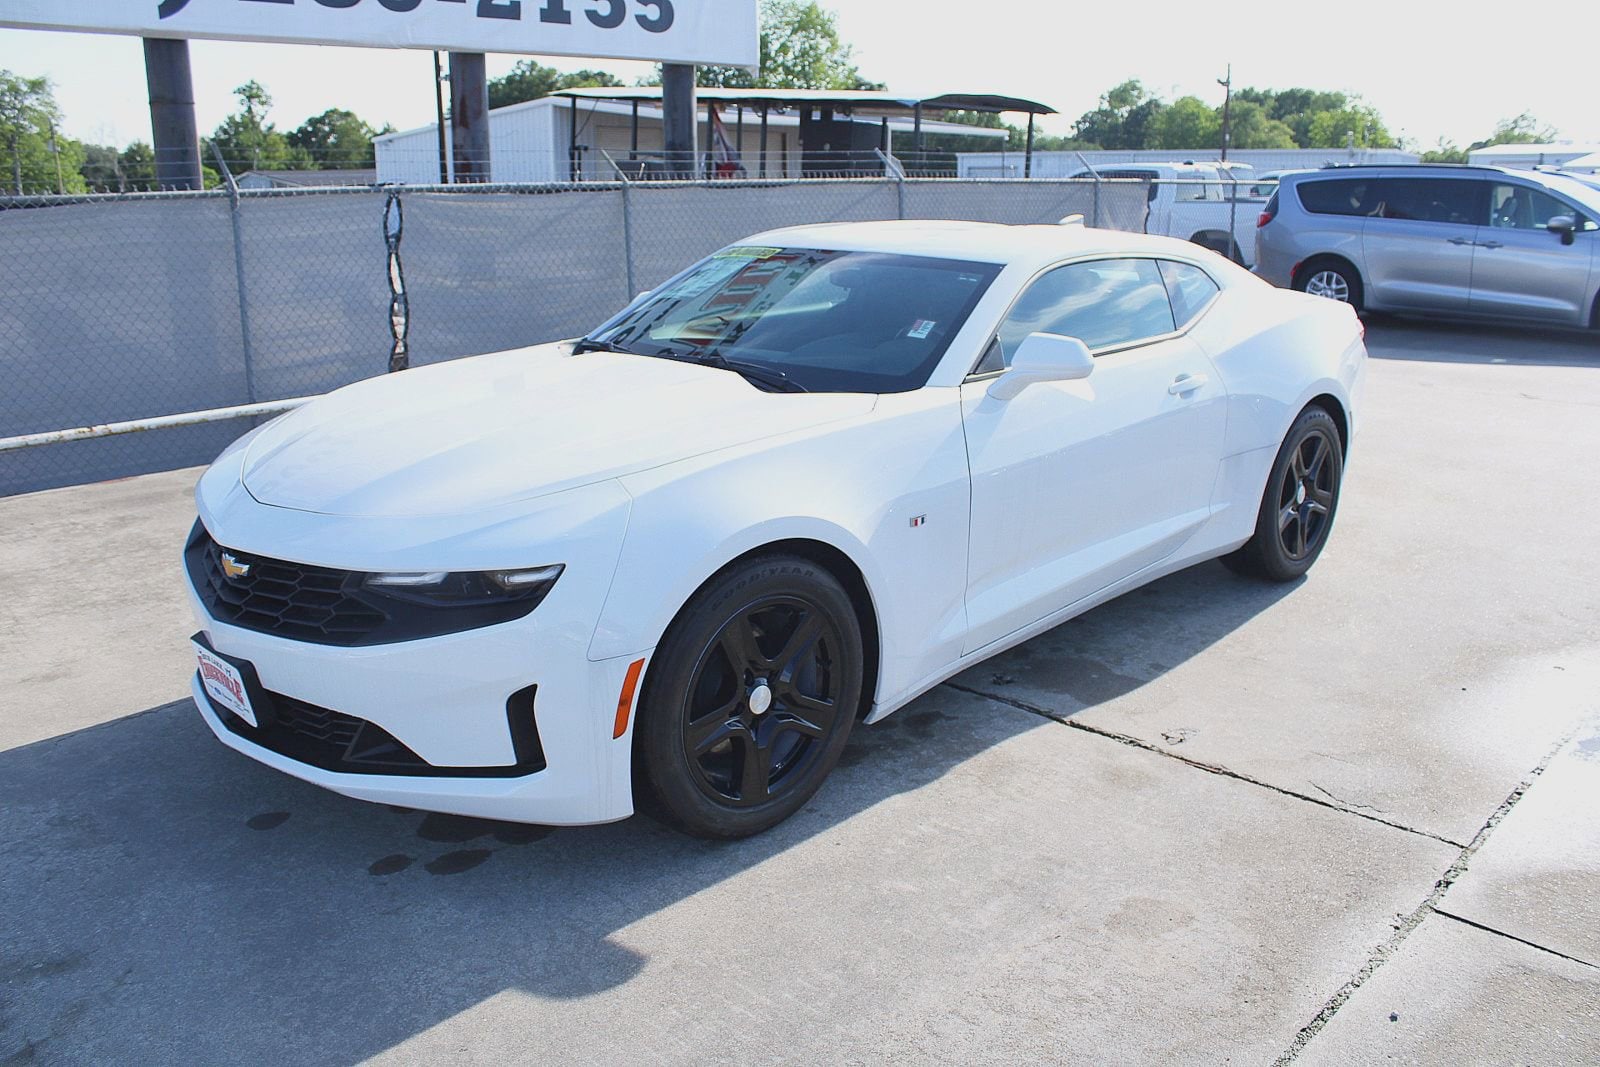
(1258, 191, 1279, 228)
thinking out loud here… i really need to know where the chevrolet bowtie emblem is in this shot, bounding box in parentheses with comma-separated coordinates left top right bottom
(220, 552, 252, 580)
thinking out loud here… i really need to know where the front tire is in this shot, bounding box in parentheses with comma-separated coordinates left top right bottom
(633, 554, 864, 839)
(1223, 407, 1345, 582)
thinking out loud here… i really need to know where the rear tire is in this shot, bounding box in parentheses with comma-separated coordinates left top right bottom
(1222, 407, 1345, 582)
(633, 554, 863, 839)
(1296, 257, 1364, 313)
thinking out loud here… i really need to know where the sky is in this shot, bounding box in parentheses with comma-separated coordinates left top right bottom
(2, 0, 1597, 152)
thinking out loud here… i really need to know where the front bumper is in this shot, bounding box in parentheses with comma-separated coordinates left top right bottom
(189, 593, 651, 825)
(186, 460, 649, 825)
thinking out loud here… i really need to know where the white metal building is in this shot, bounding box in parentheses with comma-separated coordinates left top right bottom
(376, 96, 1007, 184)
(955, 147, 1420, 179)
(1466, 143, 1600, 171)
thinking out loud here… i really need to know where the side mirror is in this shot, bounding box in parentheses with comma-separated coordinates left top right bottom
(1547, 215, 1577, 245)
(988, 333, 1095, 400)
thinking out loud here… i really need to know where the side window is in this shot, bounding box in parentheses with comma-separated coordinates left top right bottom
(981, 259, 1177, 371)
(1297, 178, 1378, 217)
(1377, 178, 1483, 224)
(1159, 261, 1221, 328)
(1489, 183, 1592, 230)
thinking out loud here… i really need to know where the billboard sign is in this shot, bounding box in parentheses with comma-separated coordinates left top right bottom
(0, 0, 758, 67)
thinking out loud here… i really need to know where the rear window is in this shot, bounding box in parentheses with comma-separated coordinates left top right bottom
(1296, 178, 1379, 217)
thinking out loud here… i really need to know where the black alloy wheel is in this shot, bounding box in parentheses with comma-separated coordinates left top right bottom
(1223, 406, 1345, 582)
(634, 554, 863, 838)
(1278, 429, 1338, 562)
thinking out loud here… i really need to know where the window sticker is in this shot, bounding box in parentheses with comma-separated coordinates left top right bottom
(713, 246, 783, 260)
(908, 320, 938, 340)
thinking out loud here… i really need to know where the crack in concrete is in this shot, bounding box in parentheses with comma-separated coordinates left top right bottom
(1430, 907, 1598, 971)
(1310, 781, 1390, 815)
(1270, 731, 1576, 1065)
(943, 681, 1464, 848)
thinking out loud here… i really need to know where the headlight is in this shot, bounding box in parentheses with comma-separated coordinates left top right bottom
(363, 565, 565, 610)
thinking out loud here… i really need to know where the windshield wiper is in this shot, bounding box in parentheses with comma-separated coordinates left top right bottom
(687, 352, 808, 393)
(571, 336, 639, 356)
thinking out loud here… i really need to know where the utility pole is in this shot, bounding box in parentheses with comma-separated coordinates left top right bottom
(432, 51, 449, 183)
(48, 119, 64, 193)
(1217, 64, 1233, 162)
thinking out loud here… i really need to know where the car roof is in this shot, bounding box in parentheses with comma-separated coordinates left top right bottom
(742, 219, 1210, 271)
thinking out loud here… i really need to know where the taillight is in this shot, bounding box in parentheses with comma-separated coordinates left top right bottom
(1258, 191, 1279, 228)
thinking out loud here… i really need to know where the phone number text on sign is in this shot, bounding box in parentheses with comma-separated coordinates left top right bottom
(156, 0, 675, 32)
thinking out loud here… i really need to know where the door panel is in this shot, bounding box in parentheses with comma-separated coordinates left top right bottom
(961, 334, 1226, 653)
(1362, 177, 1485, 310)
(1470, 183, 1597, 324)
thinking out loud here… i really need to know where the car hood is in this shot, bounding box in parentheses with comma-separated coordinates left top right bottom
(241, 343, 877, 518)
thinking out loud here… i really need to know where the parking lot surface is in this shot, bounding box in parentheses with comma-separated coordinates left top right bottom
(3, 318, 1598, 1064)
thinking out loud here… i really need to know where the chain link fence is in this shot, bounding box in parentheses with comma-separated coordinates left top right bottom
(0, 177, 1150, 497)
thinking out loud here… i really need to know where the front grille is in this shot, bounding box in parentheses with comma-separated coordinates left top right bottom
(186, 525, 387, 646)
(184, 520, 546, 646)
(205, 683, 546, 779)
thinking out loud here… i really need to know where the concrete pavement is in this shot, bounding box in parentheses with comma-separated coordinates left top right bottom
(2, 317, 1597, 1064)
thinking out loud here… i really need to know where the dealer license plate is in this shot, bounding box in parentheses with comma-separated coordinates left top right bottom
(194, 640, 257, 728)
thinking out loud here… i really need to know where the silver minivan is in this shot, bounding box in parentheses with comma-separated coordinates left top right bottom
(1255, 165, 1600, 328)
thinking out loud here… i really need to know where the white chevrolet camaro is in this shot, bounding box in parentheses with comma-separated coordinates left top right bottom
(186, 220, 1366, 838)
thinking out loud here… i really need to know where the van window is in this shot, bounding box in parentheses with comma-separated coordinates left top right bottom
(1489, 183, 1594, 230)
(979, 259, 1177, 372)
(1297, 178, 1379, 217)
(1374, 178, 1484, 225)
(1159, 262, 1221, 327)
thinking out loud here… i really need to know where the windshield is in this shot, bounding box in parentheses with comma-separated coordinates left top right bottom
(585, 246, 1003, 393)
(1529, 172, 1600, 219)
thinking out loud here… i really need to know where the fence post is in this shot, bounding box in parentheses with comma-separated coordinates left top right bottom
(211, 144, 257, 403)
(605, 150, 638, 301)
(1228, 180, 1240, 262)
(621, 176, 638, 301)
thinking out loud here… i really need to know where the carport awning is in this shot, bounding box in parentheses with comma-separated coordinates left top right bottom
(553, 87, 1058, 117)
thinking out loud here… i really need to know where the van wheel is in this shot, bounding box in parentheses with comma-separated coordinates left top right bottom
(1296, 257, 1364, 312)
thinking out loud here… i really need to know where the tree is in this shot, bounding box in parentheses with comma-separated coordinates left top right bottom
(0, 71, 88, 194)
(692, 0, 872, 90)
(1304, 103, 1395, 149)
(1420, 140, 1468, 164)
(1151, 96, 1220, 151)
(1468, 112, 1557, 150)
(1071, 80, 1166, 150)
(488, 62, 623, 109)
(1226, 100, 1296, 150)
(288, 108, 388, 169)
(207, 80, 312, 175)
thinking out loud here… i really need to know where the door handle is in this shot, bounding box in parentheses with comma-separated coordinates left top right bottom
(1448, 237, 1472, 246)
(1169, 374, 1208, 396)
(1478, 239, 1503, 250)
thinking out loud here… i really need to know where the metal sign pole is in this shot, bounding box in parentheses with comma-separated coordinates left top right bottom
(143, 37, 202, 190)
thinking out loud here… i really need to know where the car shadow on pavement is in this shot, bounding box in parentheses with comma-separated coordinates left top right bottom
(0, 562, 1293, 1063)
(1363, 317, 1600, 368)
